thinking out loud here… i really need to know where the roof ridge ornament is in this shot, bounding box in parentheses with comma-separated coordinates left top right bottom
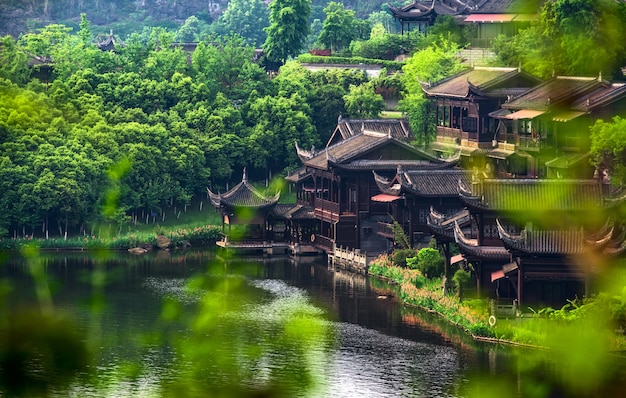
(242, 167, 247, 182)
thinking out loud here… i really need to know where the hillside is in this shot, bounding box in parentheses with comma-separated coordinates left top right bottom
(0, 0, 396, 38)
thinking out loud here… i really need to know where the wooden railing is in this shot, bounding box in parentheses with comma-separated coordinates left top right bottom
(333, 244, 368, 271)
(377, 221, 394, 238)
(311, 233, 333, 252)
(313, 197, 340, 222)
(436, 127, 461, 140)
(518, 136, 545, 151)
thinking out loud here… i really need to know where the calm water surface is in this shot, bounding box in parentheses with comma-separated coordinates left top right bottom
(0, 250, 587, 397)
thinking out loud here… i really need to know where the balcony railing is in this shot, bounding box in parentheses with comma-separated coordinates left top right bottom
(436, 127, 461, 140)
(377, 221, 395, 239)
(518, 136, 545, 151)
(311, 233, 333, 252)
(313, 197, 340, 222)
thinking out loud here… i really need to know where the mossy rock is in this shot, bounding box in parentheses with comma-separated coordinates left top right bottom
(156, 235, 171, 249)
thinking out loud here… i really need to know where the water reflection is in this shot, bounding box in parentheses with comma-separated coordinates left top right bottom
(6, 250, 620, 397)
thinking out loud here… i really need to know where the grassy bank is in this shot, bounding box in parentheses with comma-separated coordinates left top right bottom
(368, 255, 493, 338)
(0, 224, 222, 251)
(368, 255, 626, 352)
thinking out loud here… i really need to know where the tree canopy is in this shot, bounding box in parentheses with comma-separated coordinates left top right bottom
(263, 0, 312, 64)
(493, 0, 626, 79)
(0, 19, 390, 238)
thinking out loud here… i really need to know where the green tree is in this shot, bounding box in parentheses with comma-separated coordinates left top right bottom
(263, 0, 312, 64)
(213, 0, 269, 46)
(417, 247, 444, 278)
(317, 2, 357, 53)
(343, 83, 385, 118)
(192, 36, 270, 100)
(245, 93, 318, 174)
(452, 269, 472, 300)
(176, 16, 202, 42)
(493, 0, 626, 79)
(0, 36, 30, 84)
(590, 116, 626, 186)
(399, 40, 464, 145)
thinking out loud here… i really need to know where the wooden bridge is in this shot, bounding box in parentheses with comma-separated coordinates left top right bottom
(330, 244, 369, 274)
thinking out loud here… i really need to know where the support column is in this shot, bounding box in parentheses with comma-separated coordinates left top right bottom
(517, 259, 523, 308)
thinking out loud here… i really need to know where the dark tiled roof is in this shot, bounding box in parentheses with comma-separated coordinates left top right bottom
(423, 67, 521, 97)
(459, 178, 606, 212)
(427, 207, 471, 240)
(570, 82, 626, 112)
(503, 76, 599, 111)
(475, 0, 522, 13)
(304, 131, 443, 170)
(453, 221, 510, 260)
(331, 118, 413, 143)
(208, 170, 279, 209)
(334, 159, 457, 171)
(285, 167, 312, 183)
(272, 204, 315, 220)
(496, 219, 614, 255)
(373, 171, 402, 195)
(389, 0, 479, 17)
(400, 169, 471, 197)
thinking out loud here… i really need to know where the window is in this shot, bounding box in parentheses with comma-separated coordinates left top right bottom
(462, 117, 478, 132)
(520, 119, 532, 134)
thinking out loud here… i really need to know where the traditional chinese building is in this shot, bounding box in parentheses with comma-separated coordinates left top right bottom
(208, 168, 280, 243)
(388, 0, 536, 46)
(493, 75, 626, 179)
(423, 66, 543, 175)
(443, 177, 624, 307)
(286, 118, 457, 255)
(372, 167, 469, 248)
(462, 0, 536, 48)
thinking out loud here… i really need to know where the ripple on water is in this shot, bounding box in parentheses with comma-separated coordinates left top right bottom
(320, 322, 460, 398)
(141, 277, 202, 304)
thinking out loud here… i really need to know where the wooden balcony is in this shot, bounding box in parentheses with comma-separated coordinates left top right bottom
(436, 126, 462, 141)
(313, 197, 339, 223)
(518, 136, 545, 151)
(377, 221, 394, 239)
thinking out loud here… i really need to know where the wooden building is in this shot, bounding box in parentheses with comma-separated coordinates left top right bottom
(461, 0, 536, 48)
(423, 66, 543, 175)
(389, 0, 535, 47)
(208, 168, 280, 242)
(372, 168, 469, 248)
(493, 75, 626, 179)
(286, 118, 456, 255)
(444, 177, 624, 307)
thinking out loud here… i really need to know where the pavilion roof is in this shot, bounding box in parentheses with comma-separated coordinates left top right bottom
(400, 169, 471, 197)
(496, 219, 615, 255)
(502, 76, 600, 111)
(328, 117, 413, 145)
(422, 66, 541, 99)
(458, 178, 607, 212)
(388, 0, 479, 19)
(427, 207, 471, 241)
(299, 130, 447, 171)
(453, 221, 510, 260)
(207, 169, 280, 209)
(272, 204, 315, 220)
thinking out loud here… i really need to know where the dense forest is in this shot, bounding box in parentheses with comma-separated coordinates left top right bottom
(0, 6, 424, 240)
(0, 0, 401, 39)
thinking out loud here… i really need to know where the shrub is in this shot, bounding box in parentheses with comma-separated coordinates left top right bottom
(416, 247, 444, 278)
(452, 269, 472, 300)
(392, 248, 418, 268)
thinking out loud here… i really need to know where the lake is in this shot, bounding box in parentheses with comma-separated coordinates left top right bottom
(0, 249, 623, 397)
